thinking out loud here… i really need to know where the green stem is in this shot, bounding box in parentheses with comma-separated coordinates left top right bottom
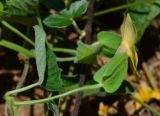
(5, 82, 39, 96)
(130, 95, 160, 116)
(36, 6, 44, 29)
(72, 19, 82, 35)
(36, 15, 43, 29)
(56, 57, 76, 62)
(15, 58, 30, 92)
(1, 20, 35, 46)
(6, 96, 17, 116)
(82, 1, 152, 19)
(15, 84, 102, 105)
(52, 47, 77, 54)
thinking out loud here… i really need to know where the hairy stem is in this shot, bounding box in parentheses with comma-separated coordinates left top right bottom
(14, 84, 102, 105)
(5, 82, 39, 96)
(82, 1, 154, 19)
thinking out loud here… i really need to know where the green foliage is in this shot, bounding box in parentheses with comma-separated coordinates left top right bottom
(0, 2, 4, 11)
(5, 0, 39, 16)
(42, 45, 62, 91)
(2, 0, 159, 115)
(43, 14, 73, 28)
(128, 0, 160, 42)
(43, 0, 88, 28)
(68, 0, 88, 17)
(75, 41, 99, 64)
(34, 25, 62, 91)
(34, 25, 47, 84)
(97, 31, 122, 57)
(94, 53, 128, 93)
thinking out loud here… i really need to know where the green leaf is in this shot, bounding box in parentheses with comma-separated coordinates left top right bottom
(42, 45, 62, 91)
(5, 0, 39, 16)
(128, 0, 160, 42)
(0, 2, 4, 11)
(75, 41, 99, 64)
(69, 0, 88, 17)
(0, 40, 34, 57)
(34, 25, 46, 84)
(34, 25, 62, 91)
(94, 53, 128, 93)
(43, 14, 72, 28)
(60, 9, 72, 17)
(97, 31, 122, 57)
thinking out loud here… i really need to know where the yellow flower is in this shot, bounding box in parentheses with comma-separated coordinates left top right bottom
(134, 86, 160, 110)
(98, 102, 108, 116)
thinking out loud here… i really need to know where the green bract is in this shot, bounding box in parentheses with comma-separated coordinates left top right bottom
(75, 41, 99, 64)
(97, 31, 122, 57)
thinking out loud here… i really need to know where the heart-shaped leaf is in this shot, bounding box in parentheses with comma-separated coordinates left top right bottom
(94, 53, 128, 93)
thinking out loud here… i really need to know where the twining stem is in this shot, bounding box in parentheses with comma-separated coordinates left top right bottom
(15, 58, 30, 92)
(15, 84, 102, 105)
(130, 95, 160, 116)
(82, 1, 153, 19)
(1, 20, 35, 46)
(5, 82, 39, 96)
(52, 47, 77, 54)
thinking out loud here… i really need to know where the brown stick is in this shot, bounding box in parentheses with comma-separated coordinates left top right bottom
(72, 0, 95, 116)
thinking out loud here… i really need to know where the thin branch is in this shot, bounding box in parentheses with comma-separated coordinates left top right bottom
(73, 0, 95, 115)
